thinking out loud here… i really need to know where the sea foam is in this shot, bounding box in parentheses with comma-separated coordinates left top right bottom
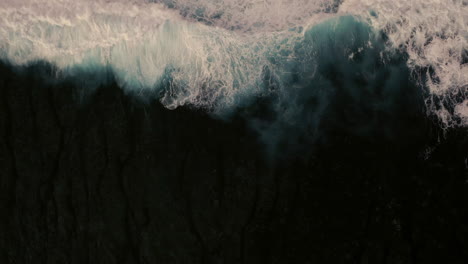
(0, 0, 466, 127)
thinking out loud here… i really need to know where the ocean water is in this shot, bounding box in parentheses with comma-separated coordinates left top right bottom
(0, 0, 466, 154)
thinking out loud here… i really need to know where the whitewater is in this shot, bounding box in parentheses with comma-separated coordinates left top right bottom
(0, 0, 467, 127)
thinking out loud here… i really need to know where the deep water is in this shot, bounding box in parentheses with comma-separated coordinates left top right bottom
(0, 50, 467, 263)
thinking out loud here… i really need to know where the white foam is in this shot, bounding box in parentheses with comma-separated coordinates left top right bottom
(339, 0, 468, 127)
(0, 0, 296, 110)
(151, 0, 338, 32)
(0, 0, 466, 127)
(455, 99, 468, 126)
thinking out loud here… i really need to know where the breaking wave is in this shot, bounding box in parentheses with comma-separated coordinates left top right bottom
(0, 0, 466, 133)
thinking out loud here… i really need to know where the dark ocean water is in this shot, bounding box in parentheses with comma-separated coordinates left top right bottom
(0, 54, 467, 262)
(0, 0, 467, 263)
